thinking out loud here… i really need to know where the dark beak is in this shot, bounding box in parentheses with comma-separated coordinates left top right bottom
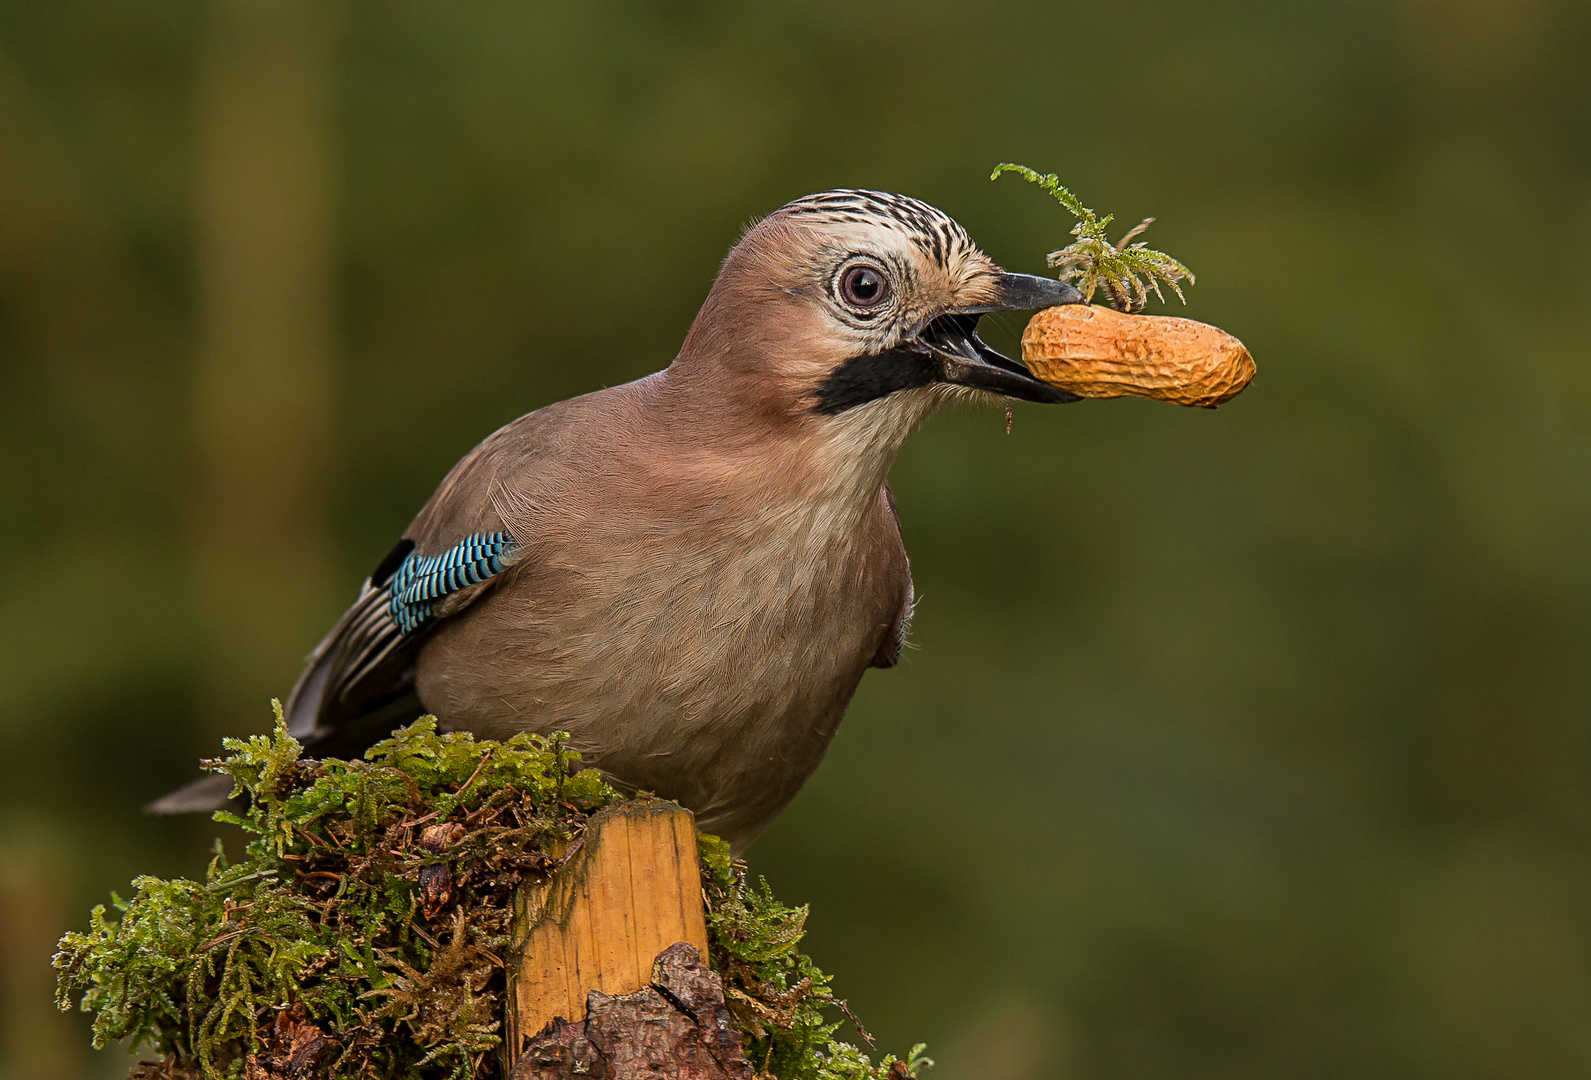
(908, 314, 1075, 403)
(957, 272, 1084, 314)
(914, 272, 1086, 403)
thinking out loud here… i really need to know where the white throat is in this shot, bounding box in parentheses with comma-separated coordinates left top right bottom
(808, 386, 943, 512)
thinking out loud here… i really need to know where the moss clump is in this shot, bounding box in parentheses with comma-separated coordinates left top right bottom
(700, 838, 930, 1080)
(992, 162, 1194, 313)
(55, 709, 927, 1080)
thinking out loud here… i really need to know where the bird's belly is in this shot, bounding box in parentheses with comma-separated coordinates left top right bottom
(413, 539, 894, 850)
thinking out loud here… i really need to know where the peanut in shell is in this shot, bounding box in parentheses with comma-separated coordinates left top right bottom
(1020, 304, 1255, 408)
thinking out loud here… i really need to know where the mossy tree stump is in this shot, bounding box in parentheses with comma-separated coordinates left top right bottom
(57, 720, 921, 1080)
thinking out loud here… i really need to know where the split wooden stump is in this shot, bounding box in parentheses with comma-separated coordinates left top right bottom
(506, 799, 749, 1080)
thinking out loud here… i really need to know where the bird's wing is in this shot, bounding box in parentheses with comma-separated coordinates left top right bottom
(148, 402, 588, 814)
(147, 529, 521, 815)
(281, 529, 523, 753)
(278, 397, 597, 755)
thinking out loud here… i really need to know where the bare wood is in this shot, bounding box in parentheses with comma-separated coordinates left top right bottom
(508, 800, 710, 1062)
(1021, 304, 1256, 408)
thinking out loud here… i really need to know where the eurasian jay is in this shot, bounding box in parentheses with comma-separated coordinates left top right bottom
(153, 190, 1083, 851)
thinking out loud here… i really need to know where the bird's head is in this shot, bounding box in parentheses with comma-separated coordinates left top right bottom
(671, 190, 1083, 455)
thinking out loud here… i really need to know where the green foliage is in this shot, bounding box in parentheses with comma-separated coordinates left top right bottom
(991, 162, 1194, 313)
(56, 708, 618, 1079)
(700, 839, 931, 1080)
(57, 711, 923, 1080)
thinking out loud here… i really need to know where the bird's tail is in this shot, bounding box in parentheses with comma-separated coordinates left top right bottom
(144, 772, 237, 815)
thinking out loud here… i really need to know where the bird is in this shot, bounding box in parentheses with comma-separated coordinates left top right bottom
(151, 189, 1082, 852)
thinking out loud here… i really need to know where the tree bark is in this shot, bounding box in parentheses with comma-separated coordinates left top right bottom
(511, 943, 751, 1080)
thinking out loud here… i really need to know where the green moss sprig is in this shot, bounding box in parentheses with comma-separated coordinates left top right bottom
(991, 162, 1194, 313)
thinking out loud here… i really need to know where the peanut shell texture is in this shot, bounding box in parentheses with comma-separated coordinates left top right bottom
(1021, 303, 1256, 408)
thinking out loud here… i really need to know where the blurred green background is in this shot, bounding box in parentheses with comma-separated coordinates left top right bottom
(3, 1, 1590, 1077)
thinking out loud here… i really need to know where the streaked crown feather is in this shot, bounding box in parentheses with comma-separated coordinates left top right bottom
(774, 189, 981, 269)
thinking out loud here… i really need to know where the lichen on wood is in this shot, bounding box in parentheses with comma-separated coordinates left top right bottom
(54, 709, 929, 1080)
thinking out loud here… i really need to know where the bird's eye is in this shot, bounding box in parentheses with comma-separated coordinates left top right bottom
(840, 264, 889, 308)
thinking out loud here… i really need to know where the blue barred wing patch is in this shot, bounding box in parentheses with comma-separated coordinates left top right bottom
(388, 531, 519, 634)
